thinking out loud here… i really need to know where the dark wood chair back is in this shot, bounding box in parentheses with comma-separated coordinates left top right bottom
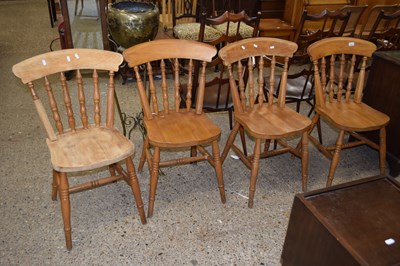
(337, 5, 368, 37)
(294, 9, 351, 63)
(358, 4, 400, 38)
(367, 9, 400, 50)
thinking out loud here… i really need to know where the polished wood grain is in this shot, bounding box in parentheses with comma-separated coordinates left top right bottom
(307, 37, 390, 187)
(123, 39, 226, 218)
(282, 176, 400, 265)
(219, 37, 312, 208)
(12, 49, 146, 250)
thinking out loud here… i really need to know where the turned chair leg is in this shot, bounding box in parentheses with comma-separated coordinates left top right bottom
(239, 125, 247, 156)
(327, 130, 345, 187)
(147, 146, 160, 218)
(212, 140, 226, 203)
(126, 156, 147, 225)
(138, 138, 149, 173)
(248, 138, 261, 208)
(58, 172, 72, 250)
(221, 123, 240, 164)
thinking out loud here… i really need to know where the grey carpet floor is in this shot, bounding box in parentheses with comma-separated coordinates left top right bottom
(0, 1, 393, 265)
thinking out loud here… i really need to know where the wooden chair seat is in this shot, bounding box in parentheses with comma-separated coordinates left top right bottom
(236, 105, 311, 139)
(173, 23, 222, 40)
(145, 111, 221, 147)
(47, 127, 134, 172)
(318, 102, 389, 132)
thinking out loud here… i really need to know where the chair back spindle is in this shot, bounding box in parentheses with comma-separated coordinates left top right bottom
(124, 39, 216, 120)
(12, 49, 123, 140)
(308, 37, 376, 110)
(221, 38, 295, 115)
(306, 37, 389, 187)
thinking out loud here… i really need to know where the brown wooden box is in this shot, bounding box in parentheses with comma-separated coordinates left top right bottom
(281, 176, 400, 266)
(363, 50, 400, 177)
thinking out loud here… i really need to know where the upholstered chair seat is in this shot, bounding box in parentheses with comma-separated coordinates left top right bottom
(212, 22, 255, 38)
(173, 22, 222, 40)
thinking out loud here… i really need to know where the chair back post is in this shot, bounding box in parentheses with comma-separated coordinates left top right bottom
(29, 81, 58, 140)
(105, 70, 115, 129)
(195, 61, 207, 114)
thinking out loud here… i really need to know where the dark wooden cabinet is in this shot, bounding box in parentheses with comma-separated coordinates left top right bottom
(363, 50, 400, 177)
(282, 176, 400, 266)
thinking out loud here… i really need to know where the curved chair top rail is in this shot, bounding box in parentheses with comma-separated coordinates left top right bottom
(219, 37, 298, 65)
(12, 48, 123, 84)
(123, 39, 217, 67)
(307, 37, 377, 61)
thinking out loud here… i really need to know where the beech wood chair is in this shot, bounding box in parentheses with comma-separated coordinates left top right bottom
(219, 37, 312, 208)
(306, 37, 390, 187)
(12, 49, 146, 250)
(123, 39, 226, 218)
